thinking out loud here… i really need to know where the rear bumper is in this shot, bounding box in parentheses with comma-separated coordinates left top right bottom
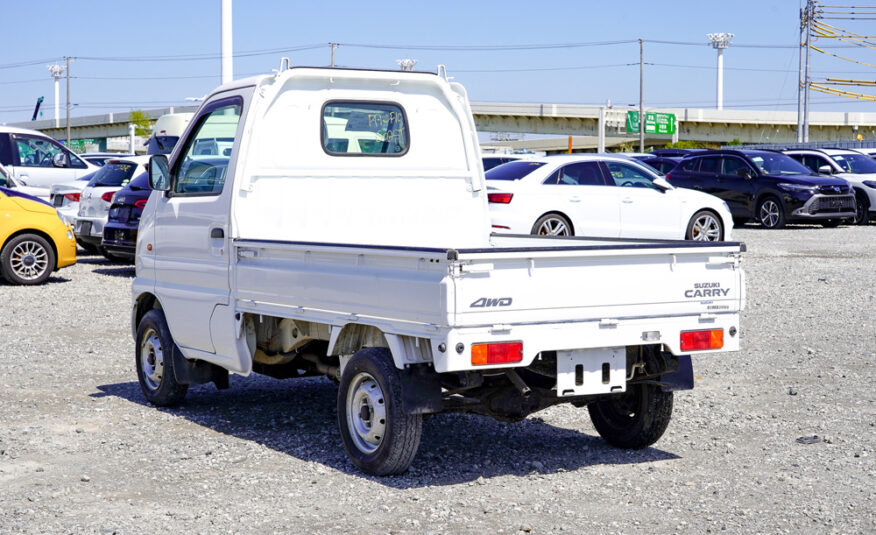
(74, 216, 107, 240)
(430, 312, 741, 373)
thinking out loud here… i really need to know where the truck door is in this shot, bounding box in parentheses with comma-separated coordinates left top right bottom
(152, 95, 245, 354)
(7, 133, 90, 189)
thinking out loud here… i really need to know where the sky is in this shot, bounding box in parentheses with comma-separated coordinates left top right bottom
(1, 0, 874, 125)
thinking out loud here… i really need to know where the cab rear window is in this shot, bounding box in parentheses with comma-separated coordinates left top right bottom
(322, 102, 408, 156)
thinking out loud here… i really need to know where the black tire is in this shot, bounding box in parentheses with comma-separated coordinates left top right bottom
(0, 233, 56, 285)
(853, 191, 870, 225)
(588, 384, 673, 449)
(76, 240, 99, 254)
(337, 347, 422, 476)
(685, 210, 724, 241)
(135, 309, 189, 406)
(820, 219, 842, 228)
(531, 213, 573, 237)
(757, 196, 785, 229)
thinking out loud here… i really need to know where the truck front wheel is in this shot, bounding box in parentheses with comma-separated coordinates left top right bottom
(337, 348, 422, 476)
(588, 384, 673, 449)
(135, 309, 189, 406)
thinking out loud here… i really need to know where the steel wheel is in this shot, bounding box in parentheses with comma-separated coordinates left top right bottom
(9, 239, 49, 281)
(758, 198, 784, 229)
(346, 372, 387, 454)
(532, 214, 572, 236)
(688, 212, 723, 241)
(139, 327, 165, 392)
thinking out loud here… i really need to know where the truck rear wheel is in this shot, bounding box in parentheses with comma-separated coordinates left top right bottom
(588, 383, 673, 449)
(337, 347, 422, 476)
(135, 309, 188, 406)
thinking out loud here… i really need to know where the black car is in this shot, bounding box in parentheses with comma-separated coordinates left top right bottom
(666, 150, 856, 228)
(101, 171, 150, 261)
(649, 148, 707, 158)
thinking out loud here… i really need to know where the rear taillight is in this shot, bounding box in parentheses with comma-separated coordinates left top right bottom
(680, 329, 724, 351)
(471, 342, 523, 366)
(63, 193, 80, 202)
(134, 199, 147, 210)
(101, 192, 115, 203)
(664, 173, 671, 181)
(488, 193, 514, 204)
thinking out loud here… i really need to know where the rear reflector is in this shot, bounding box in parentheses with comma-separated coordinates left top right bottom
(471, 342, 523, 365)
(680, 329, 724, 351)
(488, 193, 513, 204)
(491, 225, 510, 230)
(63, 193, 80, 202)
(134, 199, 147, 210)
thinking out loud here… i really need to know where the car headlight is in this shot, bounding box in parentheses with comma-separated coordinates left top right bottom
(777, 183, 818, 194)
(863, 180, 876, 189)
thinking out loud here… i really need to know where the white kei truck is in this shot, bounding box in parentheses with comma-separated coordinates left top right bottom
(134, 64, 745, 476)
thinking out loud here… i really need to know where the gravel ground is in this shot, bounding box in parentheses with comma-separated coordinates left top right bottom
(1, 223, 874, 535)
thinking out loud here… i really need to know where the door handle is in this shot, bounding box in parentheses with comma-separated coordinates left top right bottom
(210, 228, 224, 239)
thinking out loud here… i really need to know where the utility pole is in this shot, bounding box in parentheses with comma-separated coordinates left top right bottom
(796, 5, 805, 142)
(802, 0, 813, 142)
(639, 39, 644, 152)
(65, 56, 71, 147)
(47, 64, 65, 128)
(330, 43, 338, 67)
(221, 0, 233, 84)
(707, 33, 733, 110)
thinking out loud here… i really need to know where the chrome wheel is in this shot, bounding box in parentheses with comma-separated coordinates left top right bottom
(759, 200, 781, 228)
(690, 213, 722, 241)
(9, 239, 49, 281)
(346, 372, 387, 454)
(536, 217, 570, 236)
(139, 327, 165, 392)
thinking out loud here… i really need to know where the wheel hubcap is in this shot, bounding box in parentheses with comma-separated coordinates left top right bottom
(346, 373, 387, 454)
(537, 218, 570, 236)
(10, 240, 48, 280)
(760, 201, 780, 227)
(691, 214, 721, 241)
(140, 328, 164, 391)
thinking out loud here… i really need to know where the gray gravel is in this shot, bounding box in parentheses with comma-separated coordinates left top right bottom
(1, 223, 874, 534)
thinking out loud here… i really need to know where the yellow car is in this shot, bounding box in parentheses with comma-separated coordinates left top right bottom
(0, 187, 76, 285)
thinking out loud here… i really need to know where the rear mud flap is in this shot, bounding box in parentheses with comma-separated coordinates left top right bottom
(660, 355, 693, 392)
(400, 365, 442, 415)
(172, 346, 229, 389)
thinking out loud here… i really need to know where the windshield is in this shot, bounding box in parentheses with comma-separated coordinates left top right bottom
(485, 161, 546, 181)
(832, 153, 876, 174)
(748, 153, 812, 176)
(87, 162, 138, 187)
(147, 136, 180, 155)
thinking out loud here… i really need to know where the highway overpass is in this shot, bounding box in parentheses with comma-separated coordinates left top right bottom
(9, 102, 876, 152)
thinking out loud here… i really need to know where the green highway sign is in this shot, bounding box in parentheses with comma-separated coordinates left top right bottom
(626, 111, 676, 135)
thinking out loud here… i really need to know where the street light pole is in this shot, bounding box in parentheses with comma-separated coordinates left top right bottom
(47, 64, 65, 128)
(65, 56, 71, 147)
(707, 33, 733, 110)
(639, 39, 644, 152)
(221, 0, 233, 84)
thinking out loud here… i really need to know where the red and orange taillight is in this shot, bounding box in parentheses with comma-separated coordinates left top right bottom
(471, 342, 523, 365)
(680, 329, 724, 351)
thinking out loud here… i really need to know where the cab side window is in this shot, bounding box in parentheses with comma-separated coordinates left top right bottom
(13, 135, 65, 168)
(174, 102, 241, 195)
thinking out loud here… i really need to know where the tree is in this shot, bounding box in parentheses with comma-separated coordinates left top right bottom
(128, 110, 154, 138)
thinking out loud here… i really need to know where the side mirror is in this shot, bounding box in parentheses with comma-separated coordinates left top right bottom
(736, 168, 754, 180)
(52, 153, 69, 168)
(652, 177, 673, 191)
(149, 155, 170, 192)
(818, 164, 833, 174)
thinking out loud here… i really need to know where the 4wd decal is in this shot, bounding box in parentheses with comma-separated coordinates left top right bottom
(470, 297, 513, 308)
(685, 282, 730, 298)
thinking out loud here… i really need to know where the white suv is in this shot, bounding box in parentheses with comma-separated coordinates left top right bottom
(783, 148, 876, 225)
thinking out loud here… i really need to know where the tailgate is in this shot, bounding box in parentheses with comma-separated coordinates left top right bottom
(450, 239, 744, 327)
